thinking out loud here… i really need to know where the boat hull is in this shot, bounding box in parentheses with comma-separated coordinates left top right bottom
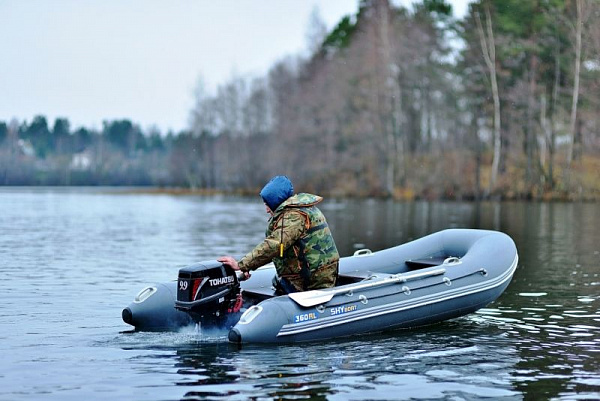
(230, 229, 518, 343)
(122, 229, 518, 343)
(122, 281, 193, 331)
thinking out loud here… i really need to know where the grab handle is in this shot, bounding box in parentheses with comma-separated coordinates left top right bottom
(134, 286, 157, 303)
(353, 249, 373, 257)
(443, 257, 461, 265)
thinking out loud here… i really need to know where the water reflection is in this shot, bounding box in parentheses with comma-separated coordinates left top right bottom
(324, 200, 515, 255)
(474, 295, 600, 399)
(131, 321, 521, 400)
(2, 188, 599, 400)
(113, 199, 598, 400)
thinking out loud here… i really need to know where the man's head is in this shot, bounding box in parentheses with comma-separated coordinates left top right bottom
(260, 176, 294, 212)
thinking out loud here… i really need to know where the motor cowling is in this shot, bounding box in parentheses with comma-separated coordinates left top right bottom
(174, 260, 241, 327)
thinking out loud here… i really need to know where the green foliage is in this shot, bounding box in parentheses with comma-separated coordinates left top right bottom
(52, 118, 70, 138)
(0, 122, 7, 144)
(493, 0, 535, 37)
(422, 0, 452, 16)
(322, 16, 356, 50)
(102, 119, 147, 154)
(1, 0, 599, 199)
(147, 132, 165, 151)
(21, 115, 52, 158)
(103, 120, 134, 149)
(72, 127, 93, 152)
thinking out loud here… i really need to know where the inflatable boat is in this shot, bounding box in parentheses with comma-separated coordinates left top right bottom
(122, 229, 518, 344)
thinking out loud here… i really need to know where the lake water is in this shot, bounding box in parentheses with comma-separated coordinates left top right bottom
(0, 187, 598, 400)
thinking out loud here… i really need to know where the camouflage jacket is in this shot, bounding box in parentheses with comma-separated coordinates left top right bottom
(238, 193, 339, 291)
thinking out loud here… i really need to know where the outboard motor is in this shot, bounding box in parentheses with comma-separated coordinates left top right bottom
(175, 260, 243, 328)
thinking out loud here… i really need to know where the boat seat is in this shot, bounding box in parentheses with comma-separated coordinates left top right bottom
(405, 256, 458, 270)
(242, 286, 276, 301)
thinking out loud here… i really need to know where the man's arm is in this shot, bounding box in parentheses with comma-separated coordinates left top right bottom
(237, 210, 307, 272)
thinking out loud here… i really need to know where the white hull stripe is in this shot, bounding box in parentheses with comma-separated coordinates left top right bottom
(277, 253, 519, 337)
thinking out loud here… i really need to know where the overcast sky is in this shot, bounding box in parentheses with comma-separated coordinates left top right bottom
(0, 0, 469, 133)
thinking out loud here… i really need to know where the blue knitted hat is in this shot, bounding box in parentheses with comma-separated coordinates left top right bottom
(260, 176, 294, 211)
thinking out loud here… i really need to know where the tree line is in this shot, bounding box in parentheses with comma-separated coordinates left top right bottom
(1, 0, 599, 200)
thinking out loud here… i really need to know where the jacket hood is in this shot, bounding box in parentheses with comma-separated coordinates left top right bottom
(260, 176, 294, 211)
(275, 193, 322, 212)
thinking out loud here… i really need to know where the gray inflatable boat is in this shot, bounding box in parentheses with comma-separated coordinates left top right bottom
(122, 229, 518, 344)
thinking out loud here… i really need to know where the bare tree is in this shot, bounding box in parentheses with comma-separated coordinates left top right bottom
(305, 6, 328, 56)
(215, 76, 247, 137)
(189, 76, 217, 137)
(566, 0, 584, 169)
(539, 17, 563, 191)
(241, 77, 272, 187)
(475, 3, 501, 195)
(0, 119, 19, 184)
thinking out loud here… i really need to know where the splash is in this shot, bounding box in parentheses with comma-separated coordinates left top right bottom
(176, 322, 230, 343)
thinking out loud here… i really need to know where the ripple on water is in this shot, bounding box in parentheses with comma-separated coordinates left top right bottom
(2, 190, 600, 400)
(324, 373, 519, 400)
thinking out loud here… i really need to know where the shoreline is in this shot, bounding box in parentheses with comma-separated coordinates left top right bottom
(2, 185, 596, 202)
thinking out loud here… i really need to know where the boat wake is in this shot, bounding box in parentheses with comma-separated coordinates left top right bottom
(113, 324, 230, 350)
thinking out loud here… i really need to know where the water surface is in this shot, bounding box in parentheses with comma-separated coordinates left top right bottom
(0, 188, 598, 400)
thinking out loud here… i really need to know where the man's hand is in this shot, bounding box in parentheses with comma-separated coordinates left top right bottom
(218, 256, 239, 270)
(218, 256, 251, 281)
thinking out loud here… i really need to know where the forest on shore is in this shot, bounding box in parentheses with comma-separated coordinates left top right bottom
(1, 0, 599, 200)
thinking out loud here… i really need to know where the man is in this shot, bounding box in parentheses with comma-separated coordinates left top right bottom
(219, 175, 339, 294)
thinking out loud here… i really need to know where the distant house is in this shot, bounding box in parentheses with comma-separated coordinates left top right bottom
(70, 150, 92, 170)
(17, 139, 35, 157)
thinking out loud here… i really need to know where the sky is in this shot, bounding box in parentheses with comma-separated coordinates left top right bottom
(0, 0, 470, 133)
